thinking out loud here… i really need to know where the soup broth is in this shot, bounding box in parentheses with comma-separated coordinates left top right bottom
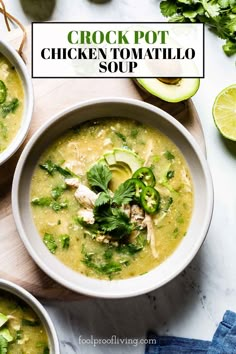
(31, 118, 193, 280)
(0, 290, 49, 354)
(0, 54, 24, 153)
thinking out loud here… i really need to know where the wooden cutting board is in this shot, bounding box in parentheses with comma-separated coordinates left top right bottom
(0, 27, 206, 299)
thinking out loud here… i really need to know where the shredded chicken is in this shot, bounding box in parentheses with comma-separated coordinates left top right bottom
(130, 204, 145, 226)
(96, 235, 111, 244)
(78, 209, 95, 224)
(181, 169, 192, 193)
(144, 140, 154, 166)
(122, 204, 131, 218)
(143, 213, 158, 258)
(65, 178, 80, 188)
(75, 184, 98, 209)
(65, 179, 98, 209)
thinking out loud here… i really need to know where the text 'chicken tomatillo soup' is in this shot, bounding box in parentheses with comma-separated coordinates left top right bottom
(30, 118, 193, 280)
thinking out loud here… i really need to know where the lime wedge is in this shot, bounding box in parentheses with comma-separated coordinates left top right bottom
(213, 84, 236, 141)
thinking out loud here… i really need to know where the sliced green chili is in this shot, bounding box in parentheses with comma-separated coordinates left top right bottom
(133, 167, 156, 187)
(140, 186, 160, 214)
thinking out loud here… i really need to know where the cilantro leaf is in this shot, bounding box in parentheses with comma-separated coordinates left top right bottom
(161, 0, 236, 57)
(59, 234, 70, 249)
(39, 160, 75, 177)
(31, 197, 68, 212)
(39, 160, 55, 175)
(51, 184, 67, 200)
(31, 197, 51, 207)
(1, 98, 19, 118)
(112, 179, 135, 206)
(43, 233, 57, 254)
(160, 0, 178, 17)
(164, 150, 175, 160)
(87, 163, 112, 192)
(95, 192, 111, 207)
(223, 39, 236, 56)
(94, 207, 132, 238)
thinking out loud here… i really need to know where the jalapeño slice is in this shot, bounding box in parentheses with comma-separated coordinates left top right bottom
(141, 186, 160, 214)
(133, 167, 156, 187)
(129, 178, 145, 202)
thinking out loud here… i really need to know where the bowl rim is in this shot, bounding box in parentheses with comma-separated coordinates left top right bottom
(12, 97, 214, 298)
(0, 39, 34, 166)
(0, 278, 60, 353)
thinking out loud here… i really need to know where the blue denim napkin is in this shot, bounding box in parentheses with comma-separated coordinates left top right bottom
(145, 311, 236, 354)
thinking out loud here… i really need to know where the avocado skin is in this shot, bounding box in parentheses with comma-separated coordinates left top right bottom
(134, 78, 200, 103)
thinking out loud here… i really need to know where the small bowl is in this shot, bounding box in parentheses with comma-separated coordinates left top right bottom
(0, 40, 33, 166)
(12, 98, 214, 298)
(0, 278, 60, 353)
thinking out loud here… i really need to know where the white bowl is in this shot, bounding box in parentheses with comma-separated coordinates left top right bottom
(0, 279, 60, 353)
(12, 98, 214, 298)
(0, 40, 33, 165)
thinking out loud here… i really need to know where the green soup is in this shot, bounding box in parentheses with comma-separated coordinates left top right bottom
(0, 54, 24, 153)
(0, 290, 49, 354)
(31, 118, 193, 280)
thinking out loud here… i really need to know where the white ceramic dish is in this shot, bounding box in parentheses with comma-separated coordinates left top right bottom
(0, 278, 60, 353)
(0, 40, 33, 166)
(12, 98, 214, 298)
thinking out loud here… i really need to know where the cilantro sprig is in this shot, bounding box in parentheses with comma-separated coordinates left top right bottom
(160, 0, 236, 56)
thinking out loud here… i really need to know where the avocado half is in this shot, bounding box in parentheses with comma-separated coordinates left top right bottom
(135, 78, 200, 103)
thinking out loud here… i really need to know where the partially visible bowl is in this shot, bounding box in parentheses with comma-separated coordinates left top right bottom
(12, 98, 214, 298)
(0, 278, 60, 353)
(0, 40, 33, 166)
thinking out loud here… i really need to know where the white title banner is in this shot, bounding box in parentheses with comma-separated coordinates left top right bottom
(32, 22, 204, 78)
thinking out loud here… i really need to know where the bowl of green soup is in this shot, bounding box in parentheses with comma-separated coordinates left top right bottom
(0, 40, 33, 165)
(0, 279, 60, 353)
(12, 98, 214, 298)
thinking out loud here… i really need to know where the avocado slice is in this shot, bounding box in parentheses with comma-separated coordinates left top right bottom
(135, 78, 200, 103)
(113, 148, 143, 173)
(0, 314, 8, 328)
(103, 149, 143, 190)
(109, 164, 131, 191)
(0, 328, 13, 342)
(104, 152, 116, 166)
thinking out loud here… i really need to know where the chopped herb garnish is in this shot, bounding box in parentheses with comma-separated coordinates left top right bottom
(43, 233, 57, 254)
(39, 160, 55, 175)
(0, 121, 7, 139)
(130, 129, 139, 138)
(164, 151, 175, 160)
(162, 196, 173, 212)
(43, 347, 50, 354)
(166, 170, 175, 179)
(31, 197, 51, 207)
(31, 197, 67, 212)
(115, 131, 127, 143)
(22, 319, 40, 327)
(59, 234, 70, 249)
(51, 201, 68, 212)
(1, 98, 19, 118)
(51, 184, 67, 200)
(39, 159, 75, 177)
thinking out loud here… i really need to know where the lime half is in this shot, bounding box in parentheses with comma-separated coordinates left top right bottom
(213, 84, 236, 141)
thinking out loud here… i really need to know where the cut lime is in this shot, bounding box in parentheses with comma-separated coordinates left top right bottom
(213, 84, 236, 141)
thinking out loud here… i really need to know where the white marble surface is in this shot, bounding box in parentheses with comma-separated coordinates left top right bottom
(1, 0, 236, 353)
